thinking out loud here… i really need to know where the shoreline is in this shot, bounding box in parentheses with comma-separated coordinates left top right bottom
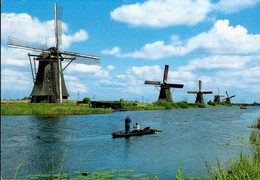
(1, 100, 259, 115)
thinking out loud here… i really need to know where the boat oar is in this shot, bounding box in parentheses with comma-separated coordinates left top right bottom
(156, 130, 162, 132)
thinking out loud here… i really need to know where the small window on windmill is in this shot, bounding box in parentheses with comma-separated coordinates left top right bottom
(49, 86, 52, 91)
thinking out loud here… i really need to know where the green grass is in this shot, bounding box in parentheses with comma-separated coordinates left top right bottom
(1, 103, 112, 115)
(249, 117, 260, 129)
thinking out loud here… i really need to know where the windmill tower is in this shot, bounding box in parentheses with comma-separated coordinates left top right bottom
(144, 65, 184, 102)
(213, 88, 224, 104)
(188, 80, 213, 104)
(222, 91, 235, 103)
(7, 3, 100, 103)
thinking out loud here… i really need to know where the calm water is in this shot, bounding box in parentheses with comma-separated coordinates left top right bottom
(1, 106, 260, 179)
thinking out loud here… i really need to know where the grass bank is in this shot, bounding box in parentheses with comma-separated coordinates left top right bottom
(1, 103, 112, 115)
(121, 100, 207, 111)
(176, 116, 260, 180)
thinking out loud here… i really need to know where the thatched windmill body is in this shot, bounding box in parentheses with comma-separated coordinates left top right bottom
(8, 3, 100, 103)
(188, 80, 213, 104)
(222, 91, 235, 103)
(144, 65, 184, 102)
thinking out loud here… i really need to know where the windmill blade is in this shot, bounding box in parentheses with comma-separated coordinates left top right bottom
(144, 80, 161, 85)
(202, 91, 213, 94)
(226, 91, 229, 97)
(163, 65, 169, 82)
(222, 98, 227, 101)
(188, 91, 197, 94)
(230, 95, 236, 98)
(166, 83, 184, 88)
(62, 51, 100, 60)
(8, 36, 47, 52)
(63, 56, 100, 65)
(54, 3, 63, 47)
(199, 80, 202, 91)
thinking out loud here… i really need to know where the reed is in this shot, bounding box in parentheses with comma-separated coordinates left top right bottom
(1, 103, 112, 115)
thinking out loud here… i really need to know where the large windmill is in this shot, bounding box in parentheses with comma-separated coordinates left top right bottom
(8, 3, 100, 103)
(222, 91, 235, 103)
(213, 88, 224, 104)
(144, 65, 184, 102)
(188, 80, 213, 104)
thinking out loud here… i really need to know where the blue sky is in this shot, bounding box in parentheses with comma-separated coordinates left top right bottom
(1, 0, 260, 103)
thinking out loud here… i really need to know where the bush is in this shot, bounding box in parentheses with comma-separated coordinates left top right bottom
(207, 100, 216, 106)
(176, 101, 189, 108)
(83, 97, 91, 104)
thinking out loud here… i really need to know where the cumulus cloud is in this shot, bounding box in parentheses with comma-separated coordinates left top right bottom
(1, 46, 29, 66)
(107, 65, 115, 70)
(111, 0, 260, 27)
(1, 68, 31, 91)
(179, 55, 252, 71)
(101, 47, 121, 55)
(1, 13, 88, 50)
(102, 20, 260, 59)
(213, 0, 260, 13)
(111, 0, 211, 27)
(64, 75, 88, 93)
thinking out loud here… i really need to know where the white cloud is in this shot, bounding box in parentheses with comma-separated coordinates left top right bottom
(101, 47, 121, 55)
(1, 46, 29, 66)
(214, 0, 260, 13)
(1, 68, 31, 91)
(103, 19, 260, 59)
(107, 65, 115, 70)
(179, 55, 252, 71)
(1, 13, 88, 50)
(111, 0, 259, 27)
(111, 0, 211, 27)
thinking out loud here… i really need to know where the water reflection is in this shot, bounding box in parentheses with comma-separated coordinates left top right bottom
(2, 107, 260, 179)
(32, 116, 68, 175)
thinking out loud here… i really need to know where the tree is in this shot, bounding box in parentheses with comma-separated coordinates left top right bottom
(83, 97, 91, 104)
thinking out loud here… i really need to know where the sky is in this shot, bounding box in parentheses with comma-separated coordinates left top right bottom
(1, 0, 260, 103)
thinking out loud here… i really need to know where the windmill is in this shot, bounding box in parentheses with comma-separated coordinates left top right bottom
(144, 65, 184, 102)
(213, 88, 224, 104)
(188, 80, 213, 104)
(7, 3, 100, 103)
(222, 91, 235, 103)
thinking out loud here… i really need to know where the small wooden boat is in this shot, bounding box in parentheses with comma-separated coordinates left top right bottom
(240, 104, 247, 109)
(112, 127, 161, 138)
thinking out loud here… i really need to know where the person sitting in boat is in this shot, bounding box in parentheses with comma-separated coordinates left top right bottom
(134, 122, 140, 131)
(125, 115, 132, 134)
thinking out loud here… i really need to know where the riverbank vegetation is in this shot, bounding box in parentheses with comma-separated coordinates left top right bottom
(1, 98, 259, 115)
(176, 116, 260, 180)
(1, 103, 112, 115)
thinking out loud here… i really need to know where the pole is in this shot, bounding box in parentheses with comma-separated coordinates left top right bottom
(55, 3, 62, 103)
(28, 53, 35, 82)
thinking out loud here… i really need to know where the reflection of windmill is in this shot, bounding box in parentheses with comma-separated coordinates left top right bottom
(8, 3, 100, 103)
(222, 91, 235, 103)
(144, 65, 184, 102)
(213, 88, 224, 104)
(188, 80, 213, 104)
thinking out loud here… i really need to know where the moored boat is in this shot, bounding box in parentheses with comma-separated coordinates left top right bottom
(112, 127, 161, 138)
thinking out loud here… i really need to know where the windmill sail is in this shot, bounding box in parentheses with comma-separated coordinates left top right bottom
(144, 65, 184, 102)
(187, 80, 213, 104)
(7, 3, 100, 103)
(8, 36, 47, 52)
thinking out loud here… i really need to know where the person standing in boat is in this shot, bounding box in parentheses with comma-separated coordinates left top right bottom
(125, 115, 132, 134)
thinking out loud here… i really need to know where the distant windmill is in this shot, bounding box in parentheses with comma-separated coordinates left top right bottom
(144, 65, 184, 102)
(188, 80, 213, 104)
(213, 88, 225, 104)
(7, 3, 100, 103)
(222, 91, 235, 103)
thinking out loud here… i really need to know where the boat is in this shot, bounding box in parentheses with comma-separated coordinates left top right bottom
(112, 127, 161, 138)
(240, 104, 247, 109)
